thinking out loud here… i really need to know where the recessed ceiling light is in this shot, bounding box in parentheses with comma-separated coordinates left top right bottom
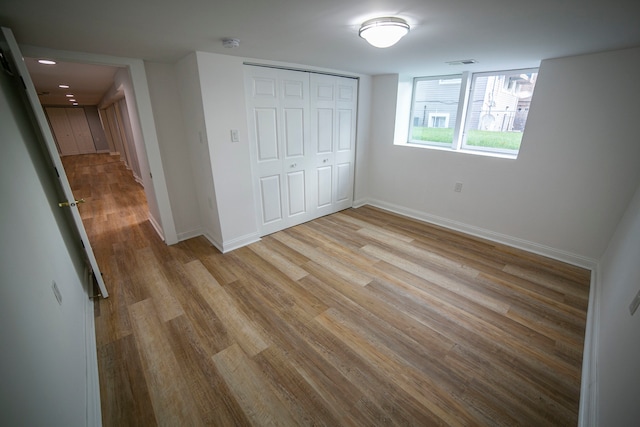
(69, 99, 76, 102)
(38, 59, 56, 65)
(73, 103, 79, 106)
(59, 84, 70, 89)
(65, 94, 74, 97)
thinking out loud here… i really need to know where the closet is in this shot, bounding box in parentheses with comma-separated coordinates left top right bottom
(45, 107, 96, 156)
(245, 65, 358, 236)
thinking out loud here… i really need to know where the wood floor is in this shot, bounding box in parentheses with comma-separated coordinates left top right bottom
(63, 153, 591, 426)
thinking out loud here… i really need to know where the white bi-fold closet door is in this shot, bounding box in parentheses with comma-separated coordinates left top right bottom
(245, 65, 358, 236)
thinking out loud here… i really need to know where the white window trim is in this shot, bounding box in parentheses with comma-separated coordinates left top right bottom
(397, 68, 537, 160)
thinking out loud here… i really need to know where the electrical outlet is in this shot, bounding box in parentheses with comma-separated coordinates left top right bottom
(52, 281, 62, 305)
(454, 182, 463, 193)
(629, 289, 640, 316)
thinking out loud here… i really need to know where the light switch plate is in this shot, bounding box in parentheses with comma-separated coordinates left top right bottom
(230, 129, 239, 142)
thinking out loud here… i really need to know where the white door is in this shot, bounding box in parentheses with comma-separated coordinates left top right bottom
(1, 27, 108, 298)
(46, 107, 79, 155)
(65, 108, 96, 154)
(245, 66, 313, 236)
(310, 74, 358, 216)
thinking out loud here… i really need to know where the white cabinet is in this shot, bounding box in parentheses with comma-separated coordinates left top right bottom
(245, 66, 358, 236)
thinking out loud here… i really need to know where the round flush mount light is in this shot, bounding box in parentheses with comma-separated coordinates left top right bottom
(359, 17, 410, 48)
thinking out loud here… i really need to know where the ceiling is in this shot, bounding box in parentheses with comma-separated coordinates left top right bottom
(4, 0, 639, 107)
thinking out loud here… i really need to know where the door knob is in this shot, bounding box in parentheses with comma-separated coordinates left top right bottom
(290, 163, 297, 168)
(58, 198, 85, 208)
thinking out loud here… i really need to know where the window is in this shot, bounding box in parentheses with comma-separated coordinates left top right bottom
(409, 75, 462, 147)
(408, 68, 538, 157)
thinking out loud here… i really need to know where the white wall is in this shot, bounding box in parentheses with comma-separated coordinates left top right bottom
(366, 47, 640, 265)
(195, 52, 259, 251)
(183, 52, 373, 252)
(175, 52, 223, 246)
(353, 75, 372, 204)
(112, 67, 167, 240)
(595, 181, 640, 426)
(145, 61, 201, 240)
(0, 52, 95, 427)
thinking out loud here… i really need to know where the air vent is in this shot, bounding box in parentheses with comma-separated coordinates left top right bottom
(446, 59, 478, 65)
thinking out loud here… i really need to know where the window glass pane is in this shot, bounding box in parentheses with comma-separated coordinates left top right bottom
(463, 70, 537, 152)
(410, 76, 461, 146)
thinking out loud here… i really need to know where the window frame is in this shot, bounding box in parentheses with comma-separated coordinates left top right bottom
(408, 74, 465, 149)
(406, 67, 538, 158)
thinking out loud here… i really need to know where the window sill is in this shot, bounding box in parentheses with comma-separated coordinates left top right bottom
(397, 141, 518, 160)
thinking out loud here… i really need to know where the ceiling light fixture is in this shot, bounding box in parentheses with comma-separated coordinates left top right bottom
(359, 17, 410, 48)
(38, 59, 56, 65)
(59, 84, 70, 89)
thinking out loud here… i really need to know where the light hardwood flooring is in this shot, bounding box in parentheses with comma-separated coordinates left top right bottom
(63, 153, 591, 426)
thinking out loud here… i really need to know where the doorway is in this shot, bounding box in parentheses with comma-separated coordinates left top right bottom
(21, 44, 178, 245)
(22, 53, 164, 290)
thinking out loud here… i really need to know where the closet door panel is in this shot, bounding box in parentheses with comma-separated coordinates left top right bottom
(286, 170, 306, 217)
(246, 66, 311, 236)
(46, 107, 78, 156)
(283, 108, 304, 158)
(66, 107, 96, 154)
(315, 109, 333, 154)
(336, 163, 351, 202)
(255, 108, 279, 161)
(259, 175, 283, 225)
(316, 166, 333, 208)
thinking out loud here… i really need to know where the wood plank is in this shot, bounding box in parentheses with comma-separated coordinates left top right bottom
(64, 154, 592, 426)
(128, 299, 203, 425)
(184, 260, 270, 357)
(212, 343, 298, 425)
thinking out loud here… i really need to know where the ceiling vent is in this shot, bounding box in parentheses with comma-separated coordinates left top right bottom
(446, 59, 478, 65)
(222, 38, 240, 48)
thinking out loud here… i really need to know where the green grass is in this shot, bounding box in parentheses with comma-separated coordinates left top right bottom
(411, 127, 523, 151)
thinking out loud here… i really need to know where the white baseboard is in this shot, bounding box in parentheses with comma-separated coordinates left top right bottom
(84, 269, 102, 427)
(177, 228, 204, 242)
(202, 231, 261, 254)
(363, 199, 598, 269)
(148, 214, 165, 242)
(221, 232, 261, 253)
(579, 267, 600, 427)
